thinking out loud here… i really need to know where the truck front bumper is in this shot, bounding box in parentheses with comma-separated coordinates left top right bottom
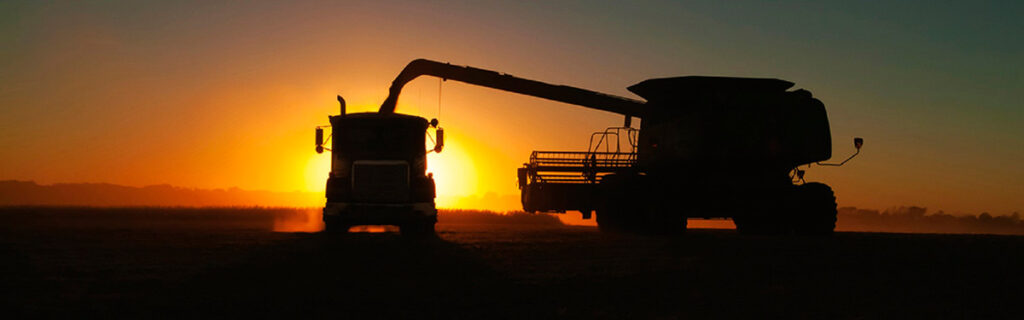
(323, 202, 437, 226)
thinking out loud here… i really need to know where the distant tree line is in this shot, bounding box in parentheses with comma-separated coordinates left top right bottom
(0, 180, 322, 207)
(837, 206, 1024, 235)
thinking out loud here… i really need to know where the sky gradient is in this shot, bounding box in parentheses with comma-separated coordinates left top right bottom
(1, 1, 1021, 214)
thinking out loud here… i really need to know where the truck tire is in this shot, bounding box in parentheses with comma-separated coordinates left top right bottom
(400, 221, 436, 238)
(793, 182, 837, 235)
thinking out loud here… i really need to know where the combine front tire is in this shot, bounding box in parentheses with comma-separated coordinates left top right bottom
(650, 212, 687, 235)
(596, 174, 645, 233)
(596, 208, 632, 233)
(733, 188, 791, 235)
(323, 218, 350, 234)
(734, 214, 786, 235)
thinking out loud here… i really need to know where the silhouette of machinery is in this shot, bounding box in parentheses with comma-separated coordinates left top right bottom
(322, 58, 862, 235)
(315, 96, 444, 236)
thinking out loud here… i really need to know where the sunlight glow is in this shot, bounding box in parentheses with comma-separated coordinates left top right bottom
(304, 152, 331, 192)
(428, 134, 478, 208)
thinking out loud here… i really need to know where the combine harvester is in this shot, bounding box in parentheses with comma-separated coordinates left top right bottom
(316, 59, 861, 235)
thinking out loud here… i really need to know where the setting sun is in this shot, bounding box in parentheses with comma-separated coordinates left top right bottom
(427, 132, 479, 208)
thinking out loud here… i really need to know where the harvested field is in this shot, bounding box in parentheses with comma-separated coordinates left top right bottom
(1, 207, 1021, 318)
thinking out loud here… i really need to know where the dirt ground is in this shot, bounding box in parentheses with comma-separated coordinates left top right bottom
(2, 208, 1022, 318)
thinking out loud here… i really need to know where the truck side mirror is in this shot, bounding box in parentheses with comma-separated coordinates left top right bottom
(315, 127, 324, 154)
(854, 137, 863, 150)
(434, 128, 444, 153)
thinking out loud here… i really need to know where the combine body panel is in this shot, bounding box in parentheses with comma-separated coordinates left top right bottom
(630, 77, 832, 173)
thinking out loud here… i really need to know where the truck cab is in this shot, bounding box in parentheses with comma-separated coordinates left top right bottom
(317, 111, 440, 235)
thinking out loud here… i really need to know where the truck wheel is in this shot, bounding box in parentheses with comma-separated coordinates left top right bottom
(400, 221, 436, 238)
(793, 183, 837, 235)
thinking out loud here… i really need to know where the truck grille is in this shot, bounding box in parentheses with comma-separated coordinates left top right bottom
(351, 161, 410, 202)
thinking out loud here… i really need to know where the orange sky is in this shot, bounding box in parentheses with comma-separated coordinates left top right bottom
(1, 1, 1021, 215)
